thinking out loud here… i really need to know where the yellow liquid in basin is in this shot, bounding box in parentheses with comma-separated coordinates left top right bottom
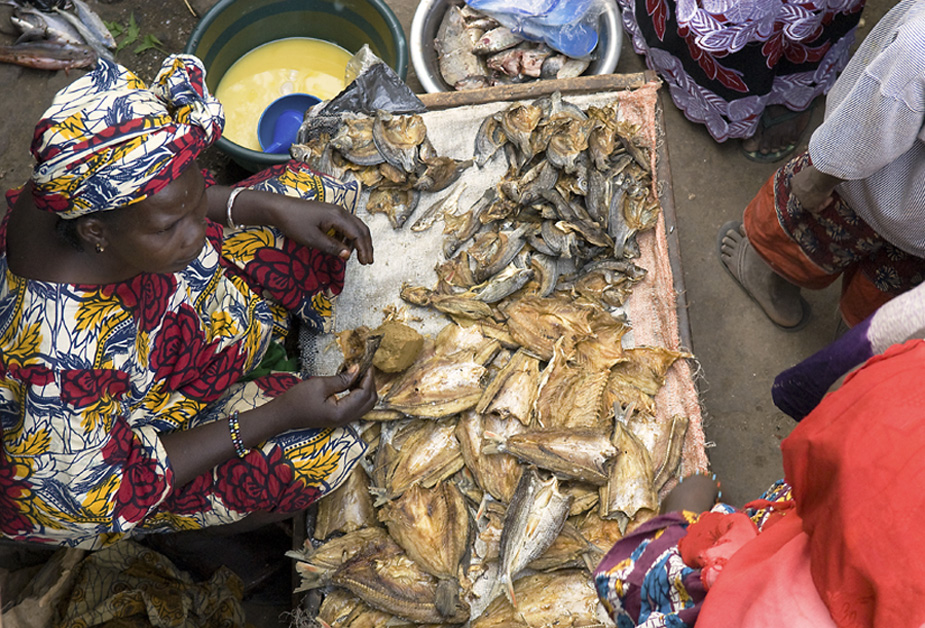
(215, 37, 352, 151)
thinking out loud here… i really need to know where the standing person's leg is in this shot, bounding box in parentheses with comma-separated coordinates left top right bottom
(718, 152, 861, 330)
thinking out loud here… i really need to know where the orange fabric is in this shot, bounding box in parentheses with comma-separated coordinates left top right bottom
(743, 174, 891, 326)
(782, 338, 925, 628)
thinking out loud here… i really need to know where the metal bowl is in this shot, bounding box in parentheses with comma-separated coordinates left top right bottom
(185, 0, 408, 172)
(410, 0, 622, 94)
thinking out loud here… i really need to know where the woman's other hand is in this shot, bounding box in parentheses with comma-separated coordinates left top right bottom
(277, 367, 378, 430)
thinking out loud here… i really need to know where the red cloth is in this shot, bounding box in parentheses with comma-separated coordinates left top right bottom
(783, 339, 925, 628)
(698, 339, 925, 627)
(679, 511, 757, 590)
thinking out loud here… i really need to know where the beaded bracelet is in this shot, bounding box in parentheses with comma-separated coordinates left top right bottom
(226, 187, 245, 229)
(228, 410, 248, 458)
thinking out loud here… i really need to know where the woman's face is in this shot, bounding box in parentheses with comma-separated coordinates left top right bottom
(103, 164, 209, 275)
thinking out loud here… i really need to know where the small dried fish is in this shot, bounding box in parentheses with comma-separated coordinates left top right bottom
(413, 156, 473, 192)
(470, 265, 534, 304)
(474, 114, 508, 167)
(499, 103, 543, 162)
(366, 186, 420, 229)
(411, 182, 466, 232)
(444, 187, 496, 258)
(372, 111, 428, 174)
(473, 26, 523, 54)
(331, 114, 384, 166)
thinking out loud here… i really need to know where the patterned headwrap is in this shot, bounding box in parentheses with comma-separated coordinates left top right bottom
(30, 54, 224, 220)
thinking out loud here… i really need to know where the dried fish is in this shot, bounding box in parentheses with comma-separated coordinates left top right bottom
(546, 118, 592, 174)
(444, 187, 496, 258)
(503, 295, 596, 361)
(332, 532, 470, 624)
(371, 418, 465, 504)
(471, 265, 534, 304)
(495, 468, 572, 607)
(629, 412, 690, 492)
(534, 341, 610, 430)
(288, 526, 391, 590)
(366, 186, 420, 229)
(527, 521, 594, 572)
(382, 350, 487, 417)
(456, 409, 525, 504)
(600, 407, 658, 532)
(372, 111, 427, 174)
(601, 345, 692, 416)
(483, 427, 617, 485)
(313, 464, 378, 541)
(413, 156, 473, 192)
(499, 103, 543, 162)
(473, 569, 606, 628)
(411, 182, 466, 232)
(331, 114, 384, 166)
(316, 588, 398, 628)
(476, 348, 540, 425)
(474, 114, 508, 167)
(377, 482, 471, 618)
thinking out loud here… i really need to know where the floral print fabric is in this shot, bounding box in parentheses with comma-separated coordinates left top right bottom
(617, 0, 865, 141)
(0, 161, 366, 549)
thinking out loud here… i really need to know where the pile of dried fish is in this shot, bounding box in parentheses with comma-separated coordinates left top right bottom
(292, 110, 473, 229)
(288, 93, 696, 627)
(435, 3, 593, 91)
(0, 0, 115, 70)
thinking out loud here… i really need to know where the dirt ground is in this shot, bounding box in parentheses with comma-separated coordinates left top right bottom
(0, 0, 902, 626)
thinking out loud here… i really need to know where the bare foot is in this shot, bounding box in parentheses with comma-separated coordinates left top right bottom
(718, 222, 806, 329)
(742, 105, 814, 157)
(661, 473, 721, 514)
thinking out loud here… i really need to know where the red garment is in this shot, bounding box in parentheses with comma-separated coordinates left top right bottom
(679, 511, 757, 590)
(698, 339, 925, 627)
(783, 339, 925, 628)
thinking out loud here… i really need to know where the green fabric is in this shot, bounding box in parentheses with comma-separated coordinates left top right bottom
(240, 340, 299, 382)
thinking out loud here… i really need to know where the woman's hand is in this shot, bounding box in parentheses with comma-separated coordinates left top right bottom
(208, 186, 374, 264)
(790, 164, 843, 215)
(275, 367, 378, 431)
(268, 196, 375, 265)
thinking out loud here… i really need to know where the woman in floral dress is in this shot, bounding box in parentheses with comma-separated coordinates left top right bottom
(0, 55, 376, 551)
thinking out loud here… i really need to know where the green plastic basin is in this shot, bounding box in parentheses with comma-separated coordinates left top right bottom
(184, 0, 408, 172)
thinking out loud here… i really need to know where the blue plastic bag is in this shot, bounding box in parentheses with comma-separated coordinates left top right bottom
(465, 0, 604, 58)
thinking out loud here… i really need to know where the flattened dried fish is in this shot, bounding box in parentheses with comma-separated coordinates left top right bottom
(600, 345, 692, 416)
(473, 569, 605, 628)
(533, 342, 610, 429)
(377, 482, 471, 618)
(527, 521, 594, 572)
(313, 464, 378, 541)
(495, 468, 572, 606)
(503, 295, 596, 361)
(476, 348, 540, 425)
(288, 526, 391, 590)
(382, 351, 486, 418)
(316, 588, 398, 628)
(371, 418, 465, 504)
(332, 532, 470, 624)
(629, 413, 690, 492)
(483, 427, 617, 485)
(456, 409, 525, 503)
(600, 408, 658, 532)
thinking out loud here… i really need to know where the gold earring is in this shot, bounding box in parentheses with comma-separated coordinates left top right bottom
(95, 243, 104, 254)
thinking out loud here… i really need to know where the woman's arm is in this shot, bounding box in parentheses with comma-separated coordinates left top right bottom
(205, 185, 374, 265)
(159, 368, 376, 488)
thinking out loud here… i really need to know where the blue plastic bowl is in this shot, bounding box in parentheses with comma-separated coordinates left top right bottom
(185, 0, 408, 172)
(258, 93, 322, 153)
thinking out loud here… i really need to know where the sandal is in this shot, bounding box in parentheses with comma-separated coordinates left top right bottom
(741, 101, 816, 164)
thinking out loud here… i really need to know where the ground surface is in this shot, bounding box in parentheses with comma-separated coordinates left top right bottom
(0, 0, 900, 626)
